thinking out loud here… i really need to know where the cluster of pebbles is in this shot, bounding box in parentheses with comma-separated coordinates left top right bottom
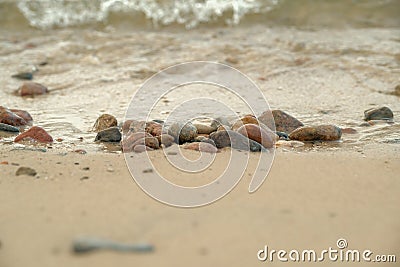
(0, 82, 395, 153)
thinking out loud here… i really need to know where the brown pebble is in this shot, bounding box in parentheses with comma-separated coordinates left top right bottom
(9, 108, 33, 123)
(258, 110, 303, 134)
(73, 149, 87, 154)
(157, 134, 175, 147)
(237, 124, 274, 148)
(122, 132, 152, 152)
(132, 137, 160, 150)
(289, 125, 342, 141)
(92, 114, 117, 132)
(17, 82, 48, 96)
(14, 126, 53, 143)
(0, 106, 27, 126)
(231, 115, 259, 131)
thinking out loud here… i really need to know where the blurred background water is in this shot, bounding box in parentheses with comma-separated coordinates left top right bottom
(0, 0, 399, 31)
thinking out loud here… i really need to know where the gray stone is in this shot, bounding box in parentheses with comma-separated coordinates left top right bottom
(0, 123, 20, 133)
(364, 107, 393, 121)
(168, 122, 198, 144)
(210, 130, 263, 152)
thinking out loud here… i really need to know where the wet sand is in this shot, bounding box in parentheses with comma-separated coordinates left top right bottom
(0, 148, 399, 267)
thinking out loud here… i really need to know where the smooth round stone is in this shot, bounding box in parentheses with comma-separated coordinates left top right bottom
(364, 106, 393, 121)
(132, 137, 160, 149)
(258, 110, 303, 134)
(92, 114, 117, 132)
(157, 134, 175, 147)
(193, 123, 217, 134)
(0, 123, 20, 133)
(231, 115, 259, 131)
(183, 142, 218, 153)
(94, 127, 121, 142)
(122, 132, 152, 152)
(133, 145, 154, 153)
(17, 82, 48, 96)
(9, 108, 33, 123)
(168, 122, 198, 144)
(289, 125, 342, 141)
(14, 126, 53, 143)
(0, 106, 27, 126)
(237, 124, 274, 148)
(210, 130, 263, 152)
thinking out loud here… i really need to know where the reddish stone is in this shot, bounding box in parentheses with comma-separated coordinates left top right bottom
(122, 120, 133, 134)
(231, 115, 259, 131)
(9, 108, 33, 123)
(237, 124, 274, 148)
(145, 121, 163, 136)
(122, 132, 152, 152)
(14, 126, 53, 143)
(0, 106, 27, 126)
(17, 82, 48, 96)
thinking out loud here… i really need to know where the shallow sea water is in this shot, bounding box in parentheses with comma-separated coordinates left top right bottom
(0, 0, 399, 153)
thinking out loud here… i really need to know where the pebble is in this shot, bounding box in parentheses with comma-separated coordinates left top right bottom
(145, 121, 164, 136)
(94, 127, 121, 142)
(122, 120, 133, 134)
(210, 130, 263, 152)
(156, 134, 175, 147)
(168, 122, 198, 144)
(14, 126, 53, 143)
(133, 145, 154, 153)
(183, 142, 218, 153)
(122, 132, 152, 152)
(73, 149, 87, 154)
(237, 124, 274, 148)
(12, 72, 33, 80)
(92, 114, 118, 132)
(16, 166, 37, 176)
(289, 125, 342, 141)
(0, 106, 27, 126)
(217, 125, 230, 131)
(17, 82, 48, 96)
(132, 137, 160, 149)
(9, 108, 33, 123)
(211, 116, 233, 129)
(193, 123, 217, 134)
(0, 123, 20, 133)
(364, 106, 393, 121)
(258, 110, 303, 134)
(230, 115, 259, 131)
(72, 237, 154, 254)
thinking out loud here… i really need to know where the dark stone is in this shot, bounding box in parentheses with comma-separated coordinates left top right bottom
(16, 167, 37, 176)
(0, 123, 20, 133)
(168, 122, 198, 144)
(95, 127, 121, 142)
(210, 130, 263, 152)
(258, 110, 303, 134)
(364, 107, 393, 121)
(12, 72, 33, 80)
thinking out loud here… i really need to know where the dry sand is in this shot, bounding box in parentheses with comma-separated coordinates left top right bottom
(0, 147, 399, 267)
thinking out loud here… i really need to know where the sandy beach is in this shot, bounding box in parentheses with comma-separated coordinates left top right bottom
(1, 0, 400, 266)
(0, 148, 399, 267)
